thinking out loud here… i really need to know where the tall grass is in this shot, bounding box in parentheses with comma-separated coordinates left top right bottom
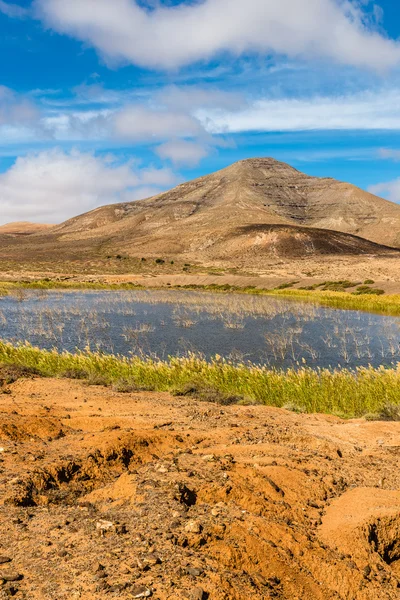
(268, 289, 400, 316)
(1, 341, 399, 418)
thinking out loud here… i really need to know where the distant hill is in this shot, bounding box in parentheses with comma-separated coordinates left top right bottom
(0, 222, 53, 236)
(0, 158, 399, 269)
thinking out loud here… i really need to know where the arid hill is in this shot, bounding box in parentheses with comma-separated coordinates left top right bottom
(0, 158, 399, 271)
(0, 222, 53, 236)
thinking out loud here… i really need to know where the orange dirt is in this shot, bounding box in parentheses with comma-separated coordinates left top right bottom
(0, 376, 400, 599)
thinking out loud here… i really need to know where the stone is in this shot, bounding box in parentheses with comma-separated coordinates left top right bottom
(0, 573, 22, 583)
(186, 567, 203, 577)
(190, 587, 205, 600)
(185, 521, 203, 534)
(202, 454, 216, 462)
(131, 586, 152, 598)
(143, 554, 161, 567)
(96, 520, 114, 534)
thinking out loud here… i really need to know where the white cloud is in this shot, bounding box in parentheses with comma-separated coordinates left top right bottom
(113, 106, 203, 141)
(0, 149, 177, 224)
(378, 148, 400, 161)
(0, 86, 38, 126)
(0, 1, 28, 18)
(199, 90, 400, 133)
(156, 139, 209, 166)
(369, 179, 400, 204)
(35, 0, 400, 71)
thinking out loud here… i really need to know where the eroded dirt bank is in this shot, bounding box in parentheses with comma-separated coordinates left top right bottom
(0, 377, 400, 599)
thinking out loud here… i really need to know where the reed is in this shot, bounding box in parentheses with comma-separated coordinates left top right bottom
(1, 341, 399, 418)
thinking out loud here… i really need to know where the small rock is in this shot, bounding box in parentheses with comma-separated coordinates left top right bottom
(0, 573, 22, 583)
(363, 565, 372, 578)
(190, 587, 206, 600)
(186, 567, 203, 577)
(143, 554, 161, 567)
(96, 520, 114, 534)
(131, 586, 152, 598)
(202, 454, 216, 462)
(185, 521, 203, 534)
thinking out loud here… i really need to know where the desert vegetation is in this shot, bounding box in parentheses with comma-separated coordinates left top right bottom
(1, 341, 400, 418)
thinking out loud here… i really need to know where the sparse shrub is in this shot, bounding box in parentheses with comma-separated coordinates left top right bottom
(282, 402, 306, 414)
(60, 368, 89, 380)
(83, 373, 109, 386)
(353, 286, 385, 296)
(141, 258, 146, 262)
(112, 378, 143, 393)
(171, 381, 244, 406)
(321, 280, 359, 291)
(155, 258, 165, 264)
(275, 281, 299, 290)
(0, 364, 39, 386)
(364, 279, 375, 285)
(116, 254, 123, 260)
(364, 403, 400, 422)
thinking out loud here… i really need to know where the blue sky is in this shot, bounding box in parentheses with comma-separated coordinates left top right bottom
(1, 0, 400, 223)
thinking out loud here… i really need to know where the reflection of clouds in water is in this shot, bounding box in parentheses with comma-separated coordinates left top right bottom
(0, 289, 399, 370)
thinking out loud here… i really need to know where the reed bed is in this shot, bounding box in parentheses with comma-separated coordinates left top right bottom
(1, 280, 400, 316)
(0, 341, 399, 418)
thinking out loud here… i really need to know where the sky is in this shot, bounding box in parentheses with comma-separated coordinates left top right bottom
(1, 0, 400, 223)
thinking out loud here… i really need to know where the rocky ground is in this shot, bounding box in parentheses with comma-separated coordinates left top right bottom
(0, 374, 399, 599)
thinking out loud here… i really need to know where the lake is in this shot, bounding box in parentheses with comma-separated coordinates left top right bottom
(0, 288, 399, 369)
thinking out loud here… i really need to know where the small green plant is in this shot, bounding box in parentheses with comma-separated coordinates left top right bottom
(155, 258, 165, 264)
(353, 286, 385, 296)
(275, 281, 299, 290)
(321, 280, 359, 291)
(364, 279, 375, 285)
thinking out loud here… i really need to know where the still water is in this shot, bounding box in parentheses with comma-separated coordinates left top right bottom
(0, 289, 399, 369)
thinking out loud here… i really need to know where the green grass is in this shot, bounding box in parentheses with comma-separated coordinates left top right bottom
(1, 341, 400, 418)
(0, 280, 146, 295)
(267, 289, 400, 315)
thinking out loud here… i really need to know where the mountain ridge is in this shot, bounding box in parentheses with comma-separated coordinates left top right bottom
(1, 158, 399, 271)
(53, 157, 400, 249)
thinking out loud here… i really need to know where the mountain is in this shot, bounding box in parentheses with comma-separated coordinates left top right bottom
(0, 158, 399, 269)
